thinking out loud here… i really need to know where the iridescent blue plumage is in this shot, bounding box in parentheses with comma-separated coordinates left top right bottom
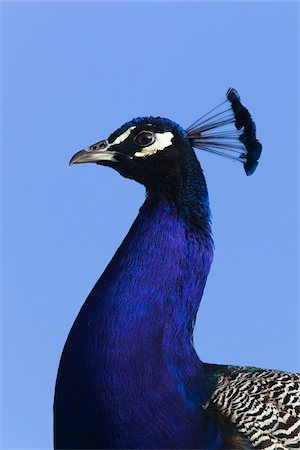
(55, 132, 224, 448)
(54, 93, 274, 450)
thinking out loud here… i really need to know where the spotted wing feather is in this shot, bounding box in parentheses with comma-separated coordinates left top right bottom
(204, 366, 300, 449)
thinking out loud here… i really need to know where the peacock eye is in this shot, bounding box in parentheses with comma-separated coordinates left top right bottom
(134, 131, 155, 147)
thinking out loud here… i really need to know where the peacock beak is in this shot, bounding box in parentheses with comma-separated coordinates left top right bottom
(69, 140, 118, 166)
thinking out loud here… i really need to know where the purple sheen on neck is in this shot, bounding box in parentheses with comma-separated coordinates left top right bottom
(54, 195, 225, 449)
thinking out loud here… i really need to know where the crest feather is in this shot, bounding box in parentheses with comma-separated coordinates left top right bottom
(187, 88, 262, 176)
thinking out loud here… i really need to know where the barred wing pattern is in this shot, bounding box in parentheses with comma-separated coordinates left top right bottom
(204, 366, 300, 450)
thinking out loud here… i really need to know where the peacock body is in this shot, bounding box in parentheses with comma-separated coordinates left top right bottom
(54, 90, 300, 450)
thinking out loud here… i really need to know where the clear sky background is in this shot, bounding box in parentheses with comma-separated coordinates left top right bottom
(1, 2, 299, 449)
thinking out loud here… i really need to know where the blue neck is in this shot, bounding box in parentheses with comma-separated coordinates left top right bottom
(55, 192, 224, 449)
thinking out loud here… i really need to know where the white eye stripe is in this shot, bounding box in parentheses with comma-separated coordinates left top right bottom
(134, 132, 174, 158)
(111, 126, 136, 146)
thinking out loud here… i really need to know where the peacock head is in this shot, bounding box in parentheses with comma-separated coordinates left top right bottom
(69, 116, 196, 190)
(69, 89, 262, 190)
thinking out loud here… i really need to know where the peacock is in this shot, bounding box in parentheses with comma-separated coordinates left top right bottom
(54, 89, 300, 450)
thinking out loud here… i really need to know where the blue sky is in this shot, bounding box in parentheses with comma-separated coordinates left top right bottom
(1, 2, 299, 449)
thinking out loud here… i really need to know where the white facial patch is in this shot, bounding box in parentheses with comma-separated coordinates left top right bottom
(110, 126, 136, 146)
(134, 132, 174, 158)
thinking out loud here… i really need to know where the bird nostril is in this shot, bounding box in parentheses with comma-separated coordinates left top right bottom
(99, 140, 108, 150)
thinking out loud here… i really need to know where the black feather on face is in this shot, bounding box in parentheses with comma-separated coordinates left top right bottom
(70, 116, 198, 193)
(108, 118, 197, 191)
